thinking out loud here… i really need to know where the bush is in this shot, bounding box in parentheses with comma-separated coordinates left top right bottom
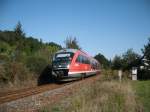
(0, 64, 7, 83)
(138, 69, 150, 80)
(0, 62, 30, 83)
(102, 69, 118, 80)
(26, 56, 48, 75)
(0, 41, 10, 54)
(0, 54, 10, 64)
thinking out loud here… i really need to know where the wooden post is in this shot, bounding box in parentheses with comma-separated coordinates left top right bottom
(132, 67, 137, 80)
(118, 70, 122, 82)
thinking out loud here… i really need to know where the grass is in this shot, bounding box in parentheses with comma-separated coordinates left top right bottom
(133, 80, 150, 112)
(0, 77, 37, 92)
(40, 75, 142, 112)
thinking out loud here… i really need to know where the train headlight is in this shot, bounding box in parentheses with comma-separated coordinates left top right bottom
(67, 64, 70, 69)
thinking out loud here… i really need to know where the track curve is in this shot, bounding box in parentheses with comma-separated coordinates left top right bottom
(0, 82, 72, 104)
(0, 75, 99, 105)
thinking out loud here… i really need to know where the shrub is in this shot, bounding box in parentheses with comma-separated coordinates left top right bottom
(138, 69, 150, 80)
(102, 69, 118, 80)
(0, 64, 7, 83)
(0, 41, 10, 54)
(0, 54, 10, 64)
(0, 62, 30, 83)
(26, 56, 48, 75)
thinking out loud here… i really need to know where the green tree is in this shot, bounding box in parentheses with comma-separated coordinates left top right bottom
(64, 36, 81, 49)
(122, 49, 141, 70)
(46, 42, 62, 49)
(23, 37, 41, 55)
(94, 53, 110, 69)
(26, 56, 48, 75)
(0, 31, 18, 45)
(138, 38, 150, 80)
(111, 49, 141, 70)
(13, 22, 26, 61)
(0, 41, 10, 54)
(14, 21, 25, 37)
(142, 38, 150, 65)
(111, 55, 123, 70)
(37, 43, 61, 63)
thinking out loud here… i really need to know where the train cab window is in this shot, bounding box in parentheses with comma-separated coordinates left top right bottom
(54, 52, 74, 62)
(76, 55, 90, 64)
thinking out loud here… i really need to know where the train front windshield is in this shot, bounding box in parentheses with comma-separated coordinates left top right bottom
(53, 52, 74, 68)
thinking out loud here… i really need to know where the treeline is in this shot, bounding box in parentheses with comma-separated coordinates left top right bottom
(94, 39, 150, 79)
(95, 38, 150, 70)
(0, 22, 62, 86)
(94, 49, 140, 70)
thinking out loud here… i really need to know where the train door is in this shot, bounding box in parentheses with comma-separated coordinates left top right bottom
(74, 55, 90, 72)
(74, 55, 84, 72)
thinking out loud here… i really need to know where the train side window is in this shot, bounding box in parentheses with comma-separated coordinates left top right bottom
(80, 55, 84, 63)
(76, 55, 82, 63)
(84, 56, 90, 64)
(86, 58, 90, 64)
(81, 55, 84, 63)
(87, 58, 90, 64)
(82, 55, 86, 64)
(76, 55, 90, 64)
(83, 56, 87, 64)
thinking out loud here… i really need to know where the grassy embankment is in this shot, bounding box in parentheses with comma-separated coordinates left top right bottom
(40, 70, 145, 112)
(133, 80, 150, 112)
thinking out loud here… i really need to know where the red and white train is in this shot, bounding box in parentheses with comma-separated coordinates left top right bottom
(52, 49, 101, 80)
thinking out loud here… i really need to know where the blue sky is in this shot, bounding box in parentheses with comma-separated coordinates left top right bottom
(0, 0, 150, 59)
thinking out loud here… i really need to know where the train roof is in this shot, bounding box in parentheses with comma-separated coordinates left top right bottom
(55, 48, 100, 64)
(56, 49, 88, 55)
(56, 49, 78, 54)
(56, 48, 96, 57)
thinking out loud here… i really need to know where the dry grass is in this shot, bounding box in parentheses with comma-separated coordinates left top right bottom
(0, 62, 38, 92)
(41, 75, 142, 112)
(0, 78, 37, 92)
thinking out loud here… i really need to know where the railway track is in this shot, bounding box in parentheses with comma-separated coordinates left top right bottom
(0, 81, 74, 105)
(0, 75, 99, 105)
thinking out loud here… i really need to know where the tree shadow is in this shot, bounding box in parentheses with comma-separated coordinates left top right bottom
(38, 65, 56, 86)
(137, 69, 150, 80)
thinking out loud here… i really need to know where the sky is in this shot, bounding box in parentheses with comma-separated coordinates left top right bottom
(0, 0, 150, 59)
